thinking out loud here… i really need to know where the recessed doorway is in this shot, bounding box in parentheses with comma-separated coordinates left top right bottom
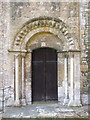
(32, 48, 58, 102)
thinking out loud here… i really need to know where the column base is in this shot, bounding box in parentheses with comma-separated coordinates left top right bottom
(26, 101, 32, 105)
(21, 99, 26, 106)
(73, 100, 82, 106)
(63, 98, 69, 105)
(14, 100, 21, 107)
(68, 100, 82, 106)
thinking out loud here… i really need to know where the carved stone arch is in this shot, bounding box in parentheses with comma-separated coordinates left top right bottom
(10, 16, 78, 51)
(11, 16, 82, 107)
(22, 28, 65, 51)
(26, 32, 63, 52)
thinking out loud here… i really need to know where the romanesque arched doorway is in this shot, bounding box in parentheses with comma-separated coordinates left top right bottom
(32, 48, 58, 102)
(9, 16, 82, 106)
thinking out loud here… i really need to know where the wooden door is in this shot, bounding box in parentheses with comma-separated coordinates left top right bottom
(32, 48, 58, 102)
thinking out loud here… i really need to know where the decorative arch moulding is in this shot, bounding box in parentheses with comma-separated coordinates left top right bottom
(10, 16, 80, 52)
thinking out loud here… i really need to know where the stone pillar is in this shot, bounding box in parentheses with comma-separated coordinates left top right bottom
(63, 54, 69, 105)
(57, 53, 61, 102)
(29, 52, 32, 104)
(74, 53, 82, 106)
(14, 54, 20, 106)
(68, 53, 74, 106)
(68, 52, 81, 106)
(21, 53, 26, 105)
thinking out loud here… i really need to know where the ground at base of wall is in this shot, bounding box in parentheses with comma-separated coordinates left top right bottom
(1, 103, 89, 119)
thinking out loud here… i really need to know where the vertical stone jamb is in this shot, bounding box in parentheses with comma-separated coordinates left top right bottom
(68, 52, 74, 106)
(63, 53, 69, 105)
(21, 53, 26, 106)
(68, 52, 81, 106)
(57, 52, 61, 102)
(29, 52, 32, 104)
(14, 54, 20, 106)
(74, 52, 82, 106)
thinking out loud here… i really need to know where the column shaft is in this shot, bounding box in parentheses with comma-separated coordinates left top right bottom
(21, 55, 26, 105)
(30, 53, 32, 104)
(68, 55, 74, 106)
(74, 53, 82, 106)
(63, 56, 69, 105)
(68, 53, 81, 106)
(70, 57, 74, 101)
(15, 55, 20, 105)
(65, 57, 68, 98)
(22, 57, 24, 98)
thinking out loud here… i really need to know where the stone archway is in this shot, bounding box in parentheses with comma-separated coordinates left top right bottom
(9, 16, 82, 106)
(10, 16, 78, 51)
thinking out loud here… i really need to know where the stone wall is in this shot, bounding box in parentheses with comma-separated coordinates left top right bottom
(0, 1, 89, 109)
(88, 1, 90, 105)
(0, 2, 14, 109)
(80, 2, 89, 105)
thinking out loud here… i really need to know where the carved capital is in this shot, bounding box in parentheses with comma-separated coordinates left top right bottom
(21, 53, 26, 57)
(14, 53, 21, 58)
(69, 52, 74, 58)
(62, 53, 69, 58)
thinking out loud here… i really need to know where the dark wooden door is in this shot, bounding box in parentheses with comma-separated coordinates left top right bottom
(32, 48, 58, 102)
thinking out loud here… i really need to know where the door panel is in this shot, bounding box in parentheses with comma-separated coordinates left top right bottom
(45, 49, 58, 101)
(32, 49, 45, 101)
(32, 48, 58, 102)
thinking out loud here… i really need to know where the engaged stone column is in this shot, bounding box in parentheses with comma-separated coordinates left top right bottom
(63, 54, 69, 105)
(68, 53, 74, 106)
(21, 53, 26, 105)
(74, 53, 82, 106)
(68, 52, 82, 106)
(57, 52, 62, 102)
(14, 54, 20, 106)
(29, 52, 32, 104)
